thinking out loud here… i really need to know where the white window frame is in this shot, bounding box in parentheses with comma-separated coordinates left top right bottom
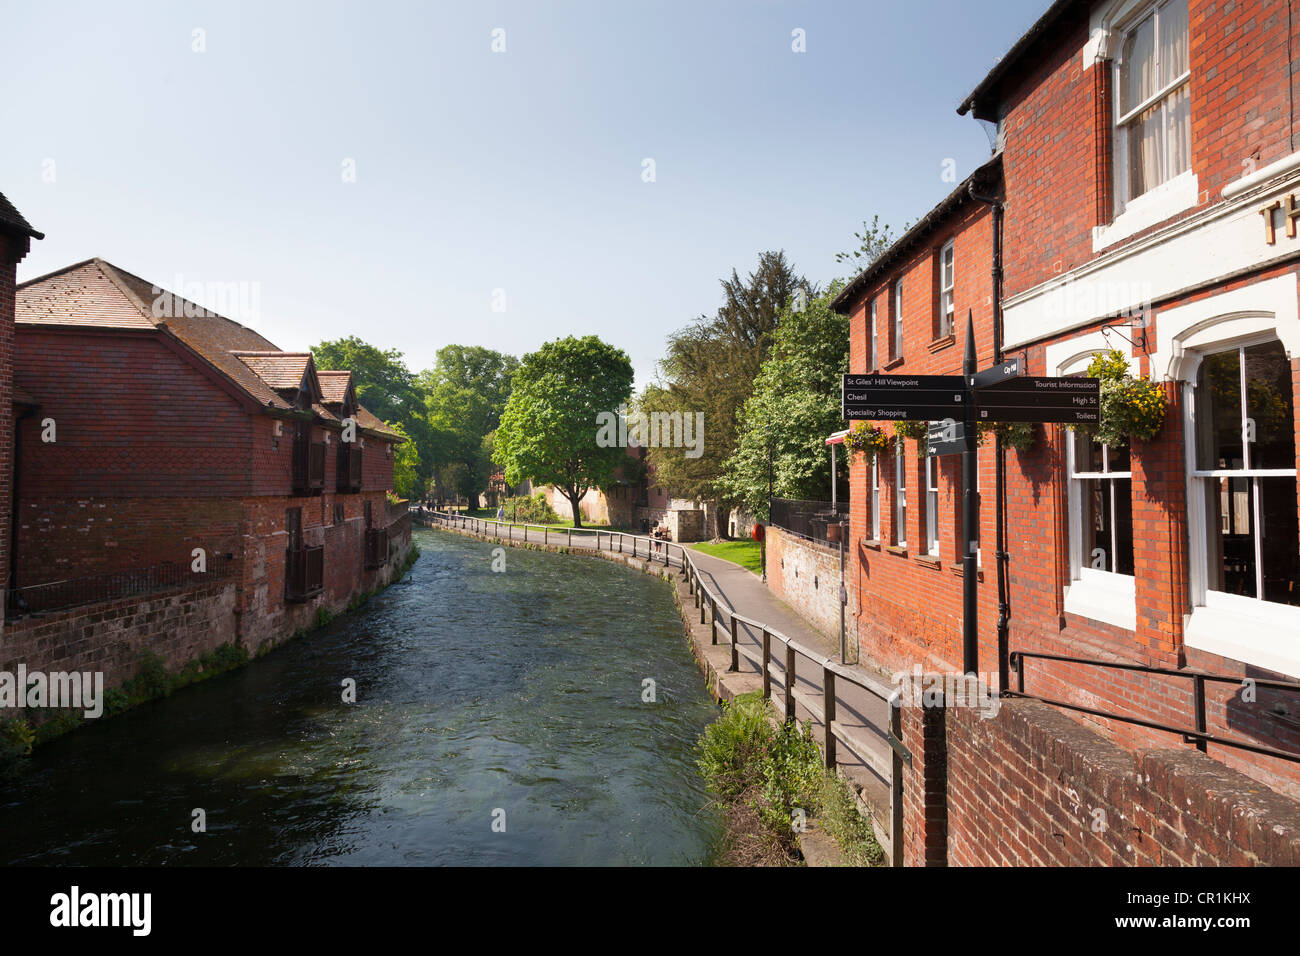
(939, 240, 955, 339)
(924, 454, 939, 556)
(869, 457, 880, 541)
(893, 280, 904, 359)
(1112, 0, 1191, 215)
(869, 297, 878, 371)
(893, 440, 907, 549)
(1153, 285, 1300, 678)
(1047, 331, 1141, 630)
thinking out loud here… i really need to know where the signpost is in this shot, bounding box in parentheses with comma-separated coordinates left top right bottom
(842, 314, 1099, 675)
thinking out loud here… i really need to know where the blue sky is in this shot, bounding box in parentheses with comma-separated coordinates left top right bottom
(2, 0, 1047, 386)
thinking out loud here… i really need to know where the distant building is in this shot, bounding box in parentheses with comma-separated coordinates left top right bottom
(11, 258, 412, 653)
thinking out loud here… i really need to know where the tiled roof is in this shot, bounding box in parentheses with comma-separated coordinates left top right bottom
(16, 260, 155, 330)
(16, 257, 404, 443)
(231, 351, 312, 391)
(316, 370, 353, 404)
(0, 192, 43, 240)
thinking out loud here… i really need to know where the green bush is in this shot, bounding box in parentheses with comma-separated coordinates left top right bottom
(133, 651, 172, 701)
(697, 693, 774, 798)
(499, 493, 560, 525)
(0, 717, 35, 758)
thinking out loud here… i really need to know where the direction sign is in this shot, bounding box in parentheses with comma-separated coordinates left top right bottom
(974, 405, 1100, 424)
(969, 357, 1022, 390)
(842, 374, 966, 421)
(927, 419, 965, 456)
(844, 374, 966, 389)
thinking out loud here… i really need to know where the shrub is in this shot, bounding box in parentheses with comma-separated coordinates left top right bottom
(499, 493, 560, 525)
(697, 693, 773, 799)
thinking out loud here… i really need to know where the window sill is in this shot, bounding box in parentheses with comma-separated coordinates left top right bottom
(927, 334, 955, 353)
(886, 545, 907, 556)
(1063, 570, 1137, 632)
(1185, 593, 1300, 681)
(1092, 170, 1198, 253)
(883, 357, 905, 371)
(949, 563, 984, 582)
(916, 554, 942, 569)
(861, 539, 882, 551)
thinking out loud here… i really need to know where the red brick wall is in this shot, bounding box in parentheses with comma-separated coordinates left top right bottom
(15, 328, 253, 499)
(904, 697, 1300, 866)
(0, 235, 20, 624)
(996, 0, 1299, 300)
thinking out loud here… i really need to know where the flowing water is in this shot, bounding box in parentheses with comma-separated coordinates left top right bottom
(0, 529, 722, 865)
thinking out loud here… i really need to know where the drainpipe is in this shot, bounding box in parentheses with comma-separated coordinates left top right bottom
(968, 178, 1010, 693)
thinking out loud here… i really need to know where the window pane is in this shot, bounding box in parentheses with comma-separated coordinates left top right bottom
(1196, 349, 1244, 471)
(1081, 477, 1134, 574)
(1165, 83, 1190, 179)
(1244, 339, 1296, 470)
(1260, 477, 1300, 606)
(1127, 102, 1165, 198)
(1107, 441, 1131, 473)
(1120, 13, 1157, 114)
(1075, 432, 1105, 472)
(1206, 475, 1256, 597)
(1158, 0, 1189, 86)
(942, 245, 954, 288)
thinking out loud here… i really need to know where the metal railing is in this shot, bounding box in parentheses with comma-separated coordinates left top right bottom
(421, 507, 910, 865)
(7, 554, 238, 618)
(1009, 650, 1300, 764)
(770, 497, 849, 548)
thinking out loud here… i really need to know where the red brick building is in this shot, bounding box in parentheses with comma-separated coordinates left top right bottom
(835, 0, 1300, 799)
(0, 194, 42, 630)
(12, 258, 411, 652)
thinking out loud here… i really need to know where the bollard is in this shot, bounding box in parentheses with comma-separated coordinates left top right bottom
(784, 645, 796, 723)
(823, 669, 837, 769)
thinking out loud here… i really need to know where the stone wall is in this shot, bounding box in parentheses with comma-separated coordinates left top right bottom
(765, 526, 849, 643)
(2, 581, 239, 696)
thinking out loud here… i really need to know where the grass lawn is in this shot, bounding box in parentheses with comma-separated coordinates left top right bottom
(690, 540, 763, 575)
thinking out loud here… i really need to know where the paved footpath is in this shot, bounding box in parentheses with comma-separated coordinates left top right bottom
(421, 514, 898, 832)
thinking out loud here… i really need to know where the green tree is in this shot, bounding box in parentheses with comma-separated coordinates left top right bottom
(418, 345, 519, 504)
(387, 420, 421, 499)
(719, 283, 848, 519)
(311, 336, 421, 425)
(643, 251, 812, 520)
(834, 214, 911, 279)
(493, 335, 634, 529)
(311, 335, 433, 493)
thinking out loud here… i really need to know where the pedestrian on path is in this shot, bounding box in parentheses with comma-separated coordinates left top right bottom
(496, 504, 504, 523)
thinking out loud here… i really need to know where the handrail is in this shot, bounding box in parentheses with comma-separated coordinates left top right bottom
(419, 506, 908, 865)
(1009, 649, 1300, 765)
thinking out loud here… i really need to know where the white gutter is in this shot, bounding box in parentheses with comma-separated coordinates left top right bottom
(1222, 149, 1300, 200)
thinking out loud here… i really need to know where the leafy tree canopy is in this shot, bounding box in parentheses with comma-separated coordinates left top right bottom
(493, 335, 634, 528)
(643, 250, 813, 509)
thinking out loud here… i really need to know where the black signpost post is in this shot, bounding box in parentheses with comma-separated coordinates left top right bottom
(842, 313, 1099, 676)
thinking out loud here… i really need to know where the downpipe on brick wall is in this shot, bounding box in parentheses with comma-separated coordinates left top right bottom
(968, 177, 1011, 693)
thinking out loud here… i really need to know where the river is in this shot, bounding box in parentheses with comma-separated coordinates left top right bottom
(0, 529, 723, 865)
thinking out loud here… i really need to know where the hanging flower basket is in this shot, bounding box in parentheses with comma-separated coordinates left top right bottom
(1072, 349, 1168, 447)
(989, 421, 1036, 452)
(844, 421, 891, 461)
